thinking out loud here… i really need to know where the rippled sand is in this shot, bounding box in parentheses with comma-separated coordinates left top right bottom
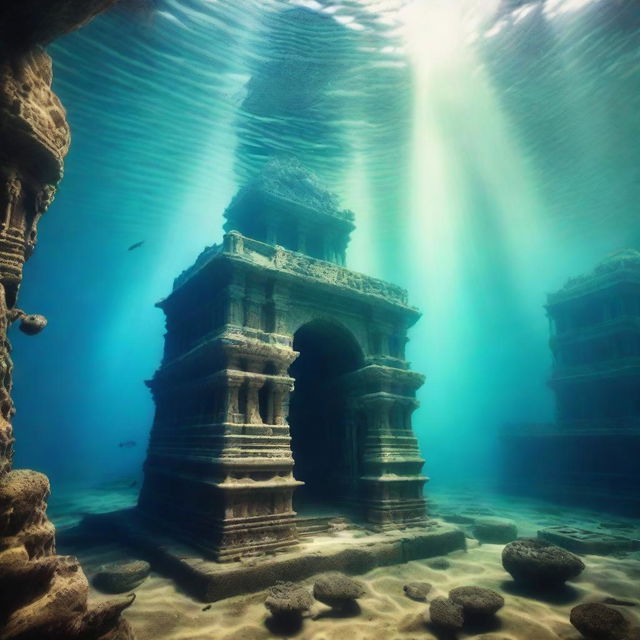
(54, 487, 640, 639)
(73, 499, 640, 640)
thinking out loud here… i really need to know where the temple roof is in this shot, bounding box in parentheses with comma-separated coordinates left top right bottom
(225, 156, 354, 225)
(593, 249, 640, 274)
(548, 248, 640, 305)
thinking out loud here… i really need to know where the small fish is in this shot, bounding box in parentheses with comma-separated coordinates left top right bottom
(128, 241, 145, 251)
(118, 440, 137, 448)
(202, 604, 211, 611)
(128, 480, 138, 488)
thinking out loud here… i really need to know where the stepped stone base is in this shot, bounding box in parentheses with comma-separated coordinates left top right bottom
(80, 509, 465, 602)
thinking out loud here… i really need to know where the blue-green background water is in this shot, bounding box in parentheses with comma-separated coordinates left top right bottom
(11, 0, 640, 494)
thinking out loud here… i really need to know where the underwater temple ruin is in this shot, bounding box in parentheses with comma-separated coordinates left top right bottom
(137, 159, 430, 562)
(503, 250, 640, 514)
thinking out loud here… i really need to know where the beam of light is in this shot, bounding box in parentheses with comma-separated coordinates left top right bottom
(400, 0, 556, 483)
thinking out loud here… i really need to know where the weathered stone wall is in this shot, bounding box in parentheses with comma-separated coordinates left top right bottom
(0, 4, 134, 638)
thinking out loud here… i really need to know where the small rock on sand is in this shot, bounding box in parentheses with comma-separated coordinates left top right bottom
(313, 573, 365, 609)
(403, 582, 432, 601)
(449, 586, 505, 617)
(570, 603, 631, 640)
(264, 582, 313, 618)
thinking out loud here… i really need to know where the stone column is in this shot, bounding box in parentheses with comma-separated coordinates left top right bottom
(224, 274, 245, 327)
(245, 377, 264, 424)
(345, 365, 427, 530)
(272, 292, 291, 335)
(244, 285, 264, 330)
(272, 379, 293, 425)
(222, 375, 243, 424)
(363, 395, 392, 434)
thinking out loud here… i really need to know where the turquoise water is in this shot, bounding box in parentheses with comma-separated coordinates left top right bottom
(12, 0, 640, 497)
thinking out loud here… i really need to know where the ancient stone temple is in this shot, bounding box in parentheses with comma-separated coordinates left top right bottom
(502, 250, 640, 514)
(547, 250, 640, 430)
(138, 158, 428, 561)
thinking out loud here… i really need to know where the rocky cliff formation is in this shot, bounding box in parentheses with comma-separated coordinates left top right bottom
(0, 4, 134, 639)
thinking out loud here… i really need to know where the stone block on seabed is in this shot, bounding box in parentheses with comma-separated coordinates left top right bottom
(538, 525, 637, 555)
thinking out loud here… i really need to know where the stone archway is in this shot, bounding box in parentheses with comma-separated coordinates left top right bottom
(288, 319, 364, 513)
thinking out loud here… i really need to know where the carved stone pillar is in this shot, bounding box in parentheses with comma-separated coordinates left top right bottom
(244, 285, 264, 330)
(224, 273, 245, 326)
(272, 379, 293, 426)
(245, 377, 264, 425)
(222, 375, 243, 424)
(367, 395, 393, 432)
(272, 292, 290, 335)
(345, 365, 427, 530)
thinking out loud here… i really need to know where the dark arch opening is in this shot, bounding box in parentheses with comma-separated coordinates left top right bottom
(288, 319, 364, 512)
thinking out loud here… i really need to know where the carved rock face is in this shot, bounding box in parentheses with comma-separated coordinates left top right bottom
(0, 4, 135, 638)
(0, 0, 120, 52)
(0, 48, 70, 184)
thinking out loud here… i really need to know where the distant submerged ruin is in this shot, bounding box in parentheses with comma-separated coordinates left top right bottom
(502, 249, 640, 514)
(138, 158, 430, 561)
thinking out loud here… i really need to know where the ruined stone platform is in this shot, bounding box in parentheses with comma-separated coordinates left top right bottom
(538, 525, 640, 555)
(79, 509, 465, 602)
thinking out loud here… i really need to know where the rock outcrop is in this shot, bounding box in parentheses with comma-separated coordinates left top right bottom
(0, 3, 134, 638)
(93, 561, 150, 594)
(502, 538, 585, 587)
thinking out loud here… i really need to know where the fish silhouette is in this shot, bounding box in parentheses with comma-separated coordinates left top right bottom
(128, 241, 144, 251)
(118, 440, 137, 448)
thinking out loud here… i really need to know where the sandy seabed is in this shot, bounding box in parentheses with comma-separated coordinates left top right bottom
(55, 488, 640, 640)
